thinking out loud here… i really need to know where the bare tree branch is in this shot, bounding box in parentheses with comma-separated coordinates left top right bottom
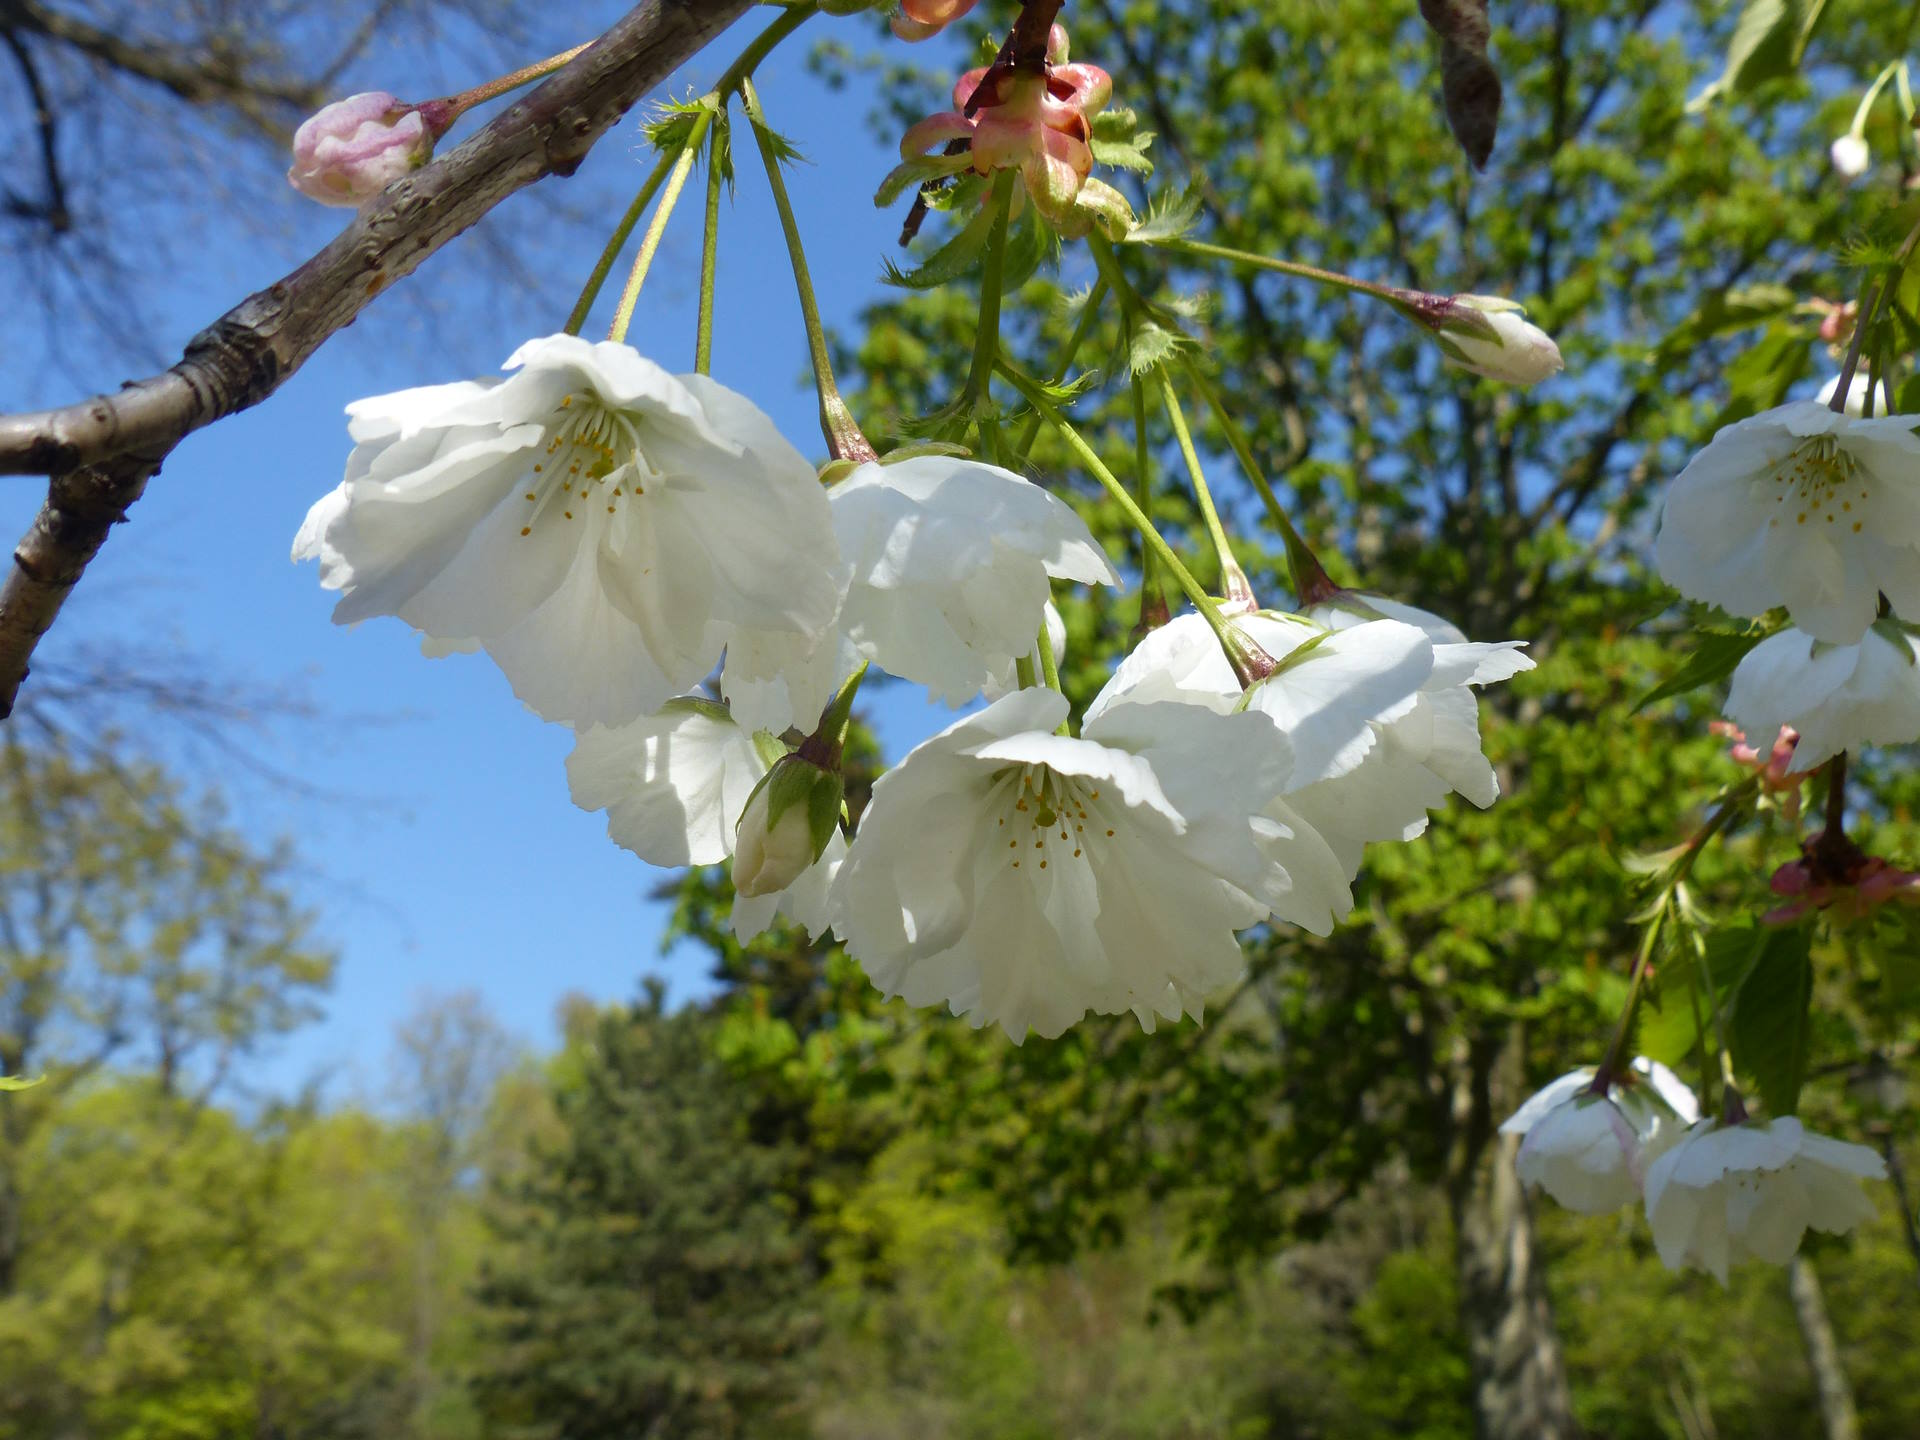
(0, 25, 69, 231)
(0, 0, 755, 718)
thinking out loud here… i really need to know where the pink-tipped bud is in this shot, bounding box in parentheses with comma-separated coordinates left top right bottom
(891, 0, 980, 41)
(1713, 721, 1802, 792)
(288, 92, 434, 208)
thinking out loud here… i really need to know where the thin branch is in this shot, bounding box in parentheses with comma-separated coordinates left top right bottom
(0, 25, 68, 232)
(0, 0, 755, 718)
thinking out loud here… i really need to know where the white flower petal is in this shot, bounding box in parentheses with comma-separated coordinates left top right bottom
(567, 700, 766, 867)
(296, 335, 844, 726)
(1644, 1118, 1885, 1281)
(1727, 626, 1920, 772)
(830, 457, 1115, 704)
(1656, 400, 1920, 642)
(834, 688, 1287, 1039)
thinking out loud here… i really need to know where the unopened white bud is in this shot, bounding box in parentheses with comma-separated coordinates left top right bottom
(1830, 133, 1870, 179)
(1438, 296, 1565, 386)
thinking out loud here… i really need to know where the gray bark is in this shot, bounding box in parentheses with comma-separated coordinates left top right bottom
(1449, 1032, 1579, 1440)
(1788, 1254, 1860, 1440)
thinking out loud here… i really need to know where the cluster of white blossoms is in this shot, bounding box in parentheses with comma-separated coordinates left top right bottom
(1503, 1062, 1887, 1281)
(295, 333, 1535, 1040)
(1654, 392, 1920, 770)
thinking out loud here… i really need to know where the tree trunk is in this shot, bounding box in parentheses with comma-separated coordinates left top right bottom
(1448, 1030, 1579, 1440)
(1788, 1255, 1860, 1440)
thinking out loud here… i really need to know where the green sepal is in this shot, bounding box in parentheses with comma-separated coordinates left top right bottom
(747, 753, 845, 865)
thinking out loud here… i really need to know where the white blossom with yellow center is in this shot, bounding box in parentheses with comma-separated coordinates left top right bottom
(293, 334, 843, 726)
(1655, 399, 1920, 644)
(830, 688, 1299, 1040)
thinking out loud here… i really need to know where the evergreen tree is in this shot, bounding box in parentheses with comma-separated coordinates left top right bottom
(474, 985, 818, 1440)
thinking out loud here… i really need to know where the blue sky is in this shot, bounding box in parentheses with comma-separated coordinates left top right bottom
(0, 15, 976, 1096)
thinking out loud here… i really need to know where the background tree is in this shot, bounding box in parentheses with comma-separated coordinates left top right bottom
(828, 3, 1917, 1437)
(473, 984, 824, 1440)
(0, 736, 331, 1297)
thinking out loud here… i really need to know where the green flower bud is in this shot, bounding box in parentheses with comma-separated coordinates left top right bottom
(733, 751, 844, 898)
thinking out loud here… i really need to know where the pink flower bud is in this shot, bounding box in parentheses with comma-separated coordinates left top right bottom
(891, 0, 980, 41)
(1713, 721, 1802, 792)
(288, 92, 434, 208)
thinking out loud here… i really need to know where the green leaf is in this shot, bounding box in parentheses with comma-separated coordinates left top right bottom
(1633, 629, 1768, 713)
(1640, 926, 1767, 1068)
(1650, 283, 1797, 363)
(1123, 190, 1204, 245)
(1090, 107, 1157, 174)
(0, 1075, 42, 1091)
(881, 200, 1000, 290)
(1688, 0, 1796, 112)
(873, 154, 969, 210)
(1730, 926, 1814, 1116)
(643, 95, 721, 153)
(1126, 318, 1190, 377)
(999, 208, 1055, 291)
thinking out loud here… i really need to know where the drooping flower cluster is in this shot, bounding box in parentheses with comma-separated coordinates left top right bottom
(1655, 398, 1920, 764)
(1504, 1066, 1887, 1281)
(296, 335, 1127, 956)
(294, 322, 1543, 1039)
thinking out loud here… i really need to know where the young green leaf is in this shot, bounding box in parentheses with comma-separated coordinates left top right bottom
(1730, 926, 1814, 1116)
(1634, 629, 1769, 713)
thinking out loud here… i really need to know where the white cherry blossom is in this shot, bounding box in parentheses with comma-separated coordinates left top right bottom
(1724, 623, 1920, 771)
(1654, 400, 1920, 644)
(1500, 1059, 1699, 1214)
(721, 628, 862, 737)
(1294, 597, 1533, 870)
(1644, 1118, 1886, 1282)
(294, 334, 843, 726)
(830, 687, 1310, 1040)
(1088, 606, 1527, 876)
(828, 456, 1117, 705)
(566, 698, 840, 942)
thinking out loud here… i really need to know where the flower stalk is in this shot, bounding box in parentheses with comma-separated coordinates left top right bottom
(1129, 371, 1170, 639)
(958, 170, 1020, 434)
(1155, 369, 1253, 610)
(416, 42, 593, 134)
(1597, 777, 1758, 1099)
(695, 115, 728, 375)
(997, 362, 1272, 684)
(1013, 277, 1109, 454)
(607, 106, 714, 344)
(742, 77, 876, 463)
(1178, 358, 1339, 607)
(564, 148, 678, 335)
